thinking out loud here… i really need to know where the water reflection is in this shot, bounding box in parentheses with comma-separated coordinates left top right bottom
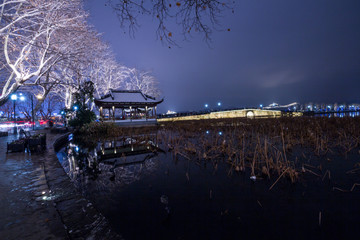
(57, 132, 164, 195)
(316, 111, 360, 118)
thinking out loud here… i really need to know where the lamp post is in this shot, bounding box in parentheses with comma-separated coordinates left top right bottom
(11, 94, 17, 134)
(61, 110, 66, 127)
(204, 104, 209, 113)
(34, 94, 43, 129)
(31, 95, 34, 130)
(11, 93, 25, 134)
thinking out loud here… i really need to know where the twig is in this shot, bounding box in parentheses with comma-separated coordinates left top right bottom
(322, 170, 331, 181)
(346, 168, 360, 174)
(332, 187, 348, 192)
(304, 168, 321, 177)
(350, 183, 360, 191)
(269, 167, 289, 191)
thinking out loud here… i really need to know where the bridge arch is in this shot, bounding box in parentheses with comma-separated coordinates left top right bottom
(246, 110, 255, 119)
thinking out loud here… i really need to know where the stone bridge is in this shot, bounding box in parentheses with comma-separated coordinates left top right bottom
(158, 109, 302, 122)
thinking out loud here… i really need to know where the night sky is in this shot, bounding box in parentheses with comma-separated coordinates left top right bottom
(85, 0, 360, 113)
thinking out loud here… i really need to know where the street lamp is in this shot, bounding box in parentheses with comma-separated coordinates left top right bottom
(31, 94, 43, 130)
(11, 93, 25, 134)
(60, 110, 67, 127)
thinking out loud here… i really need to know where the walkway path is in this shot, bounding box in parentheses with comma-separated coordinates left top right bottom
(0, 131, 121, 240)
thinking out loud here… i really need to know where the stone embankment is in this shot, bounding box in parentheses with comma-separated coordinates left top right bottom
(0, 130, 122, 240)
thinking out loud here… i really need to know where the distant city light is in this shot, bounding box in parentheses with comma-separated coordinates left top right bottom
(166, 110, 176, 114)
(217, 102, 221, 106)
(205, 104, 209, 108)
(73, 106, 78, 111)
(11, 94, 17, 100)
(206, 130, 209, 134)
(19, 96, 25, 101)
(218, 131, 222, 135)
(259, 104, 263, 108)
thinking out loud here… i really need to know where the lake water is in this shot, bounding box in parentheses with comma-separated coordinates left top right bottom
(56, 132, 360, 239)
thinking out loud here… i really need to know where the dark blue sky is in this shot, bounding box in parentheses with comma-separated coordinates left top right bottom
(85, 0, 360, 113)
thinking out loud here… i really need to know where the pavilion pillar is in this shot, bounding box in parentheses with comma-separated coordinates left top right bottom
(112, 106, 115, 121)
(130, 106, 132, 122)
(152, 107, 154, 119)
(100, 107, 103, 121)
(155, 106, 157, 119)
(145, 106, 148, 121)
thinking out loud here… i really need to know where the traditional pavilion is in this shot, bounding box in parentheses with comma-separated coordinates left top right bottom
(94, 89, 163, 121)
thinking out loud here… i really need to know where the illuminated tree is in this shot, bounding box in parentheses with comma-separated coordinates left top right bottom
(0, 0, 164, 110)
(124, 68, 160, 98)
(0, 0, 89, 105)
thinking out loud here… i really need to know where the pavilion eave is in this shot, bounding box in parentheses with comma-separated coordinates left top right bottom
(94, 99, 163, 108)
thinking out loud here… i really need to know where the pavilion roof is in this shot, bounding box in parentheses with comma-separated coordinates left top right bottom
(95, 89, 163, 108)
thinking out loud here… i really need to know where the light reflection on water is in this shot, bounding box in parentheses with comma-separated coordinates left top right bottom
(315, 111, 360, 118)
(57, 137, 163, 198)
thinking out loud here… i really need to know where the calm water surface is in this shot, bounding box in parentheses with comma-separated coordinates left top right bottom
(56, 132, 360, 240)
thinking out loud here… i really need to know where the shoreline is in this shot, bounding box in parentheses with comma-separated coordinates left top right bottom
(0, 130, 121, 240)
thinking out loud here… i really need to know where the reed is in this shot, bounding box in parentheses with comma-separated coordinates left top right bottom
(78, 116, 360, 186)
